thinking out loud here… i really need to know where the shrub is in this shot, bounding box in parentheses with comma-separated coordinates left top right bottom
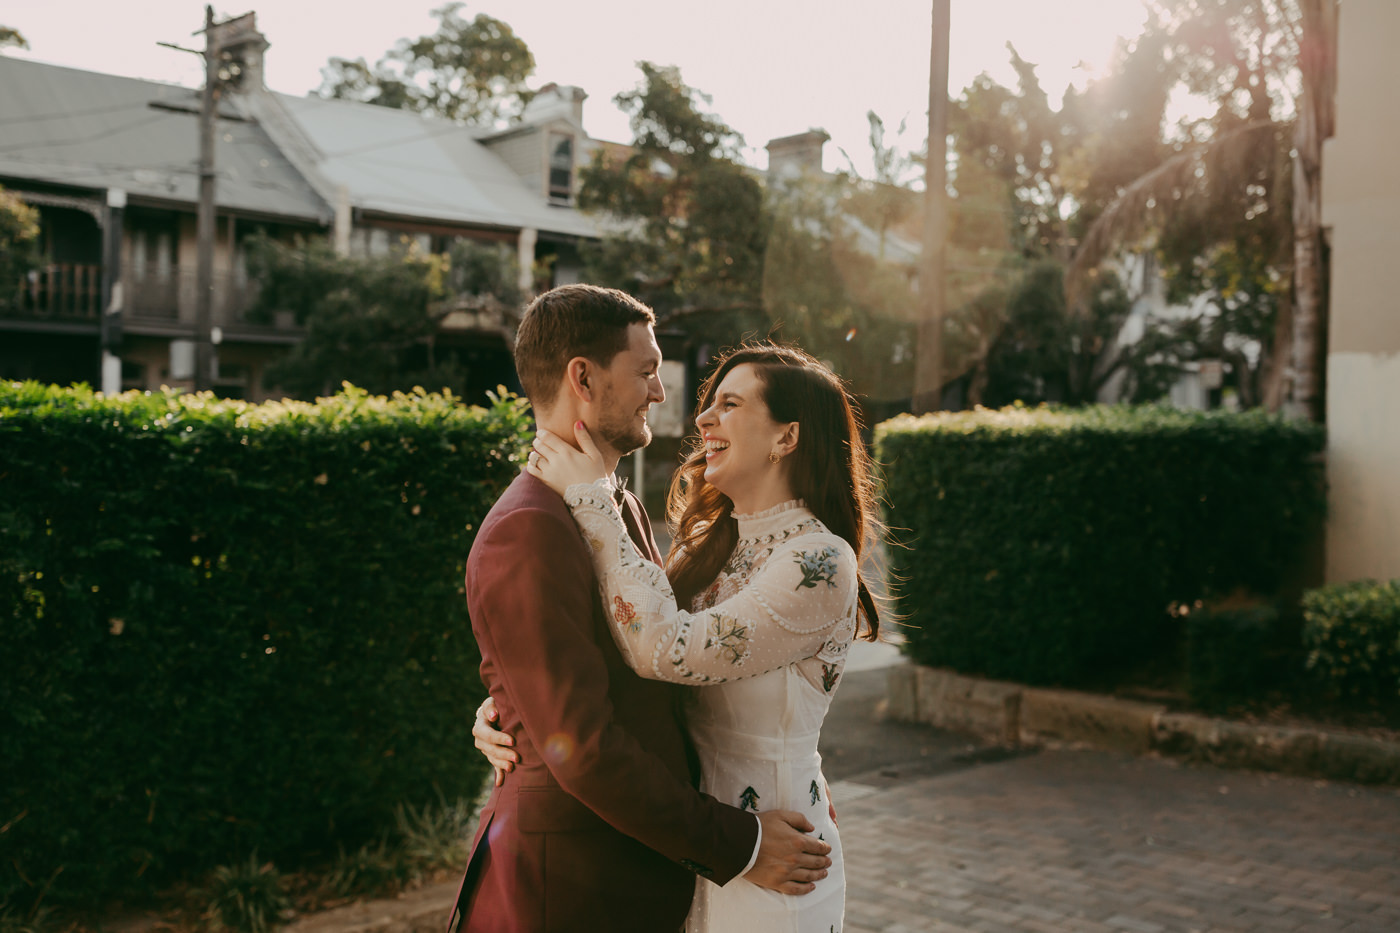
(0, 382, 528, 911)
(875, 404, 1325, 686)
(200, 856, 290, 933)
(0, 903, 51, 933)
(393, 791, 484, 872)
(1302, 578, 1400, 703)
(322, 839, 410, 901)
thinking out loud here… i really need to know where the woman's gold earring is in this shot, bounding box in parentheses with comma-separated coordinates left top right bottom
(769, 451, 782, 464)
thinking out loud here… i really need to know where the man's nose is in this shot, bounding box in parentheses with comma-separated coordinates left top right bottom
(649, 374, 665, 403)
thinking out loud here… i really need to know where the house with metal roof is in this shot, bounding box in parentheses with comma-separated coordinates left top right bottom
(0, 15, 603, 401)
(0, 53, 331, 396)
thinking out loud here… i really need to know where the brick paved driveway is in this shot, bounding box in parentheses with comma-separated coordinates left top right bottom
(832, 749, 1400, 933)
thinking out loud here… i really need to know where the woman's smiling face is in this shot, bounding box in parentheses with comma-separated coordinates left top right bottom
(695, 363, 793, 503)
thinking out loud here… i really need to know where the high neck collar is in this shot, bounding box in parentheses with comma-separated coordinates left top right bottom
(733, 498, 812, 539)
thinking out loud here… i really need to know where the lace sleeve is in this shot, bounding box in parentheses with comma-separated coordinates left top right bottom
(562, 482, 858, 685)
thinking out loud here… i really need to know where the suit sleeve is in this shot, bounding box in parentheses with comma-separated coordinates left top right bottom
(469, 504, 758, 884)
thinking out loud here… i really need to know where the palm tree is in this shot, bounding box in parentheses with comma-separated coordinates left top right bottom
(1288, 0, 1337, 421)
(1065, 0, 1337, 421)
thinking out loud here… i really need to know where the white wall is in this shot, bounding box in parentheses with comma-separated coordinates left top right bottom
(1322, 0, 1400, 583)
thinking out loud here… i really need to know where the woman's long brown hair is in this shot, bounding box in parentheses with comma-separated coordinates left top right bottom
(665, 344, 881, 640)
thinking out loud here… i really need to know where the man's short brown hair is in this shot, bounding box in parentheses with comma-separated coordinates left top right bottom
(513, 284, 657, 410)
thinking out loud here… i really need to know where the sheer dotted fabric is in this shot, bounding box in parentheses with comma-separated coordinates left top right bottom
(562, 482, 853, 932)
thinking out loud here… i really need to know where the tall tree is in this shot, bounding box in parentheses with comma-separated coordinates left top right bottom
(0, 185, 41, 305)
(243, 234, 520, 399)
(1067, 0, 1335, 418)
(317, 3, 534, 127)
(577, 63, 770, 347)
(1289, 0, 1336, 421)
(762, 162, 919, 410)
(975, 259, 1143, 407)
(939, 37, 1181, 407)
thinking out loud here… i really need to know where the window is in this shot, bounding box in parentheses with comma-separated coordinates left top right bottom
(548, 134, 574, 204)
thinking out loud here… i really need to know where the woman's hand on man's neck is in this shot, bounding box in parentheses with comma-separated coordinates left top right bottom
(535, 406, 623, 475)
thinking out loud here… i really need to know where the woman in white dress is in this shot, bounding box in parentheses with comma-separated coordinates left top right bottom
(491, 344, 881, 933)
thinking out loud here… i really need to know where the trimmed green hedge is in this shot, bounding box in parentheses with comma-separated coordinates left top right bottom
(1303, 578, 1400, 702)
(1185, 606, 1290, 710)
(875, 405, 1326, 686)
(0, 382, 529, 910)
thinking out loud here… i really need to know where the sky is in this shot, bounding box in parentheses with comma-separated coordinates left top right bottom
(4, 0, 1155, 177)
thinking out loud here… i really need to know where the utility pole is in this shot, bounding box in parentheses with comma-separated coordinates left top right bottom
(194, 4, 218, 393)
(911, 0, 950, 414)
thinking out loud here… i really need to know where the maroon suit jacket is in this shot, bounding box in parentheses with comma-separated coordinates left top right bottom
(449, 473, 758, 933)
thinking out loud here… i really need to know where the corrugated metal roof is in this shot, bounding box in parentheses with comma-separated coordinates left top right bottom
(0, 57, 329, 222)
(274, 92, 599, 240)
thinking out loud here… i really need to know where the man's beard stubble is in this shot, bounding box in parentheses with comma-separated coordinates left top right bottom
(596, 405, 652, 457)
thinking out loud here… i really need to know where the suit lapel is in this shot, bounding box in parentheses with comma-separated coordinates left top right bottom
(618, 493, 662, 566)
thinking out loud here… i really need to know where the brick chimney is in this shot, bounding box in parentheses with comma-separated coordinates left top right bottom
(766, 129, 830, 179)
(521, 83, 588, 127)
(210, 12, 270, 92)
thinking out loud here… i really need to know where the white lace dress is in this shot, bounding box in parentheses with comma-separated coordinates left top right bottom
(561, 484, 858, 933)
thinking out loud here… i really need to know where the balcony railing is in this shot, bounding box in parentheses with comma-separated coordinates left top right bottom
(4, 263, 271, 329)
(127, 265, 180, 319)
(9, 263, 102, 320)
(125, 264, 260, 325)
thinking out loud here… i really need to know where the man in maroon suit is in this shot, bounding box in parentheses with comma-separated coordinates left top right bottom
(449, 285, 832, 933)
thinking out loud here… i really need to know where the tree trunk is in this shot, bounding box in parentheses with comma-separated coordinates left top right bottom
(1288, 0, 1338, 422)
(1225, 349, 1256, 409)
(1259, 290, 1295, 411)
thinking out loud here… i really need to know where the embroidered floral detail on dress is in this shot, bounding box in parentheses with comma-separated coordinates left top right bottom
(809, 780, 821, 805)
(704, 613, 751, 664)
(794, 546, 840, 590)
(722, 545, 756, 576)
(696, 579, 722, 610)
(666, 616, 729, 684)
(739, 786, 760, 811)
(613, 596, 639, 632)
(821, 662, 840, 692)
(737, 516, 822, 551)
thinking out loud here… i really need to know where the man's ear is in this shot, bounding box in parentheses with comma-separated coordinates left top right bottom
(776, 422, 800, 458)
(565, 357, 594, 403)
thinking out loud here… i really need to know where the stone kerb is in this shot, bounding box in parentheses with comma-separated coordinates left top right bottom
(887, 663, 1400, 784)
(1020, 686, 1163, 755)
(887, 665, 1162, 753)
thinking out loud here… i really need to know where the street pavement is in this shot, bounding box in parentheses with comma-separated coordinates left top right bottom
(821, 643, 1400, 933)
(285, 639, 1400, 933)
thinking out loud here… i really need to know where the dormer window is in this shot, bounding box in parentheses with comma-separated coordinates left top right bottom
(548, 133, 574, 205)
